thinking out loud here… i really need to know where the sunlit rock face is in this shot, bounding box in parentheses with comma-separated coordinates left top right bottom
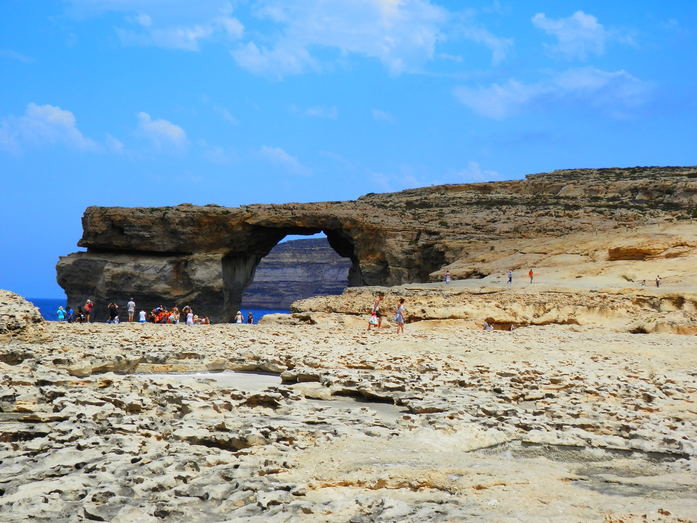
(56, 166, 697, 322)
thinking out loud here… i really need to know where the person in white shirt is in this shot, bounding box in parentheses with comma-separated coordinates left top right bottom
(138, 310, 147, 323)
(127, 298, 136, 322)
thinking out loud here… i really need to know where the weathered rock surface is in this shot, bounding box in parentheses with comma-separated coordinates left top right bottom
(242, 238, 350, 309)
(289, 282, 697, 335)
(0, 290, 46, 343)
(57, 166, 697, 321)
(1, 314, 695, 521)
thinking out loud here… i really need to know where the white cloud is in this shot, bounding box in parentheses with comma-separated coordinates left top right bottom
(231, 41, 315, 77)
(66, 0, 510, 75)
(454, 80, 542, 119)
(457, 24, 512, 65)
(67, 1, 244, 51)
(532, 11, 626, 60)
(371, 109, 395, 123)
(105, 133, 124, 153)
(450, 161, 500, 182)
(0, 49, 34, 63)
(214, 106, 239, 125)
(454, 67, 650, 119)
(305, 106, 338, 119)
(136, 112, 187, 149)
(233, 0, 448, 76)
(259, 145, 310, 176)
(200, 141, 235, 164)
(0, 102, 97, 153)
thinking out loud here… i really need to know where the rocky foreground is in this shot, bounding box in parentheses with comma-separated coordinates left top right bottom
(1, 291, 696, 521)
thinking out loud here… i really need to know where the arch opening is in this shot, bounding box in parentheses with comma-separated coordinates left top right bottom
(221, 226, 362, 321)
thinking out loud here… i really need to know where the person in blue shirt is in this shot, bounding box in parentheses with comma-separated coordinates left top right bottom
(56, 306, 66, 321)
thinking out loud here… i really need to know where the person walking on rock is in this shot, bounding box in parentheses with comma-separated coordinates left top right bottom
(656, 275, 661, 288)
(507, 270, 513, 284)
(394, 298, 406, 334)
(367, 294, 384, 331)
(56, 306, 66, 322)
(444, 271, 451, 284)
(127, 298, 136, 322)
(528, 269, 534, 284)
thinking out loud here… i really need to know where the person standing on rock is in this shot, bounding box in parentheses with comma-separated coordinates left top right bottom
(84, 299, 94, 323)
(234, 311, 244, 324)
(138, 309, 147, 323)
(367, 294, 384, 331)
(247, 312, 254, 324)
(507, 270, 513, 284)
(528, 269, 534, 284)
(56, 306, 66, 322)
(444, 271, 451, 284)
(656, 275, 661, 288)
(186, 309, 194, 326)
(127, 298, 136, 322)
(394, 298, 406, 334)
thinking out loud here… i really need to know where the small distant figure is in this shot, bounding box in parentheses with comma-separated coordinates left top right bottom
(56, 306, 66, 322)
(201, 316, 211, 325)
(640, 280, 646, 287)
(127, 298, 136, 322)
(107, 303, 120, 324)
(138, 310, 147, 323)
(247, 312, 254, 324)
(234, 311, 244, 324)
(394, 298, 406, 334)
(528, 269, 534, 284)
(367, 294, 384, 331)
(444, 271, 451, 284)
(186, 310, 194, 326)
(483, 321, 494, 331)
(656, 275, 661, 288)
(507, 270, 513, 284)
(84, 299, 94, 323)
(66, 307, 74, 322)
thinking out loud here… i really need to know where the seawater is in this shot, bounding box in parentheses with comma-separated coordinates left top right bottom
(27, 298, 288, 324)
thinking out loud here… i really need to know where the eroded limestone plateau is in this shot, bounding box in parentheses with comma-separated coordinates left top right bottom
(1, 290, 696, 521)
(57, 166, 697, 321)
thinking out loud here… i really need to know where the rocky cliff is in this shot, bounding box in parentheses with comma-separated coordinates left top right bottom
(241, 238, 350, 309)
(57, 166, 697, 321)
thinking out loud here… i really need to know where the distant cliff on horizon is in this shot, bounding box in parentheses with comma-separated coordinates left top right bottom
(241, 238, 350, 309)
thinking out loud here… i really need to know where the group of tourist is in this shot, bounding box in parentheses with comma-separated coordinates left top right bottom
(150, 305, 209, 325)
(367, 294, 407, 334)
(55, 298, 212, 326)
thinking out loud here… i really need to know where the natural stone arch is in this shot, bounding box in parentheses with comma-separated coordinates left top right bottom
(220, 225, 365, 321)
(57, 205, 396, 322)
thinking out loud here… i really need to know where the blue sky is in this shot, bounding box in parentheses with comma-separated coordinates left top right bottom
(1, 0, 696, 298)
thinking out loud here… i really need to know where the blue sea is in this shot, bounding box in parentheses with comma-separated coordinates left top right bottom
(28, 298, 289, 324)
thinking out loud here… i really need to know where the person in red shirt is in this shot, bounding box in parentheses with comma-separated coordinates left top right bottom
(528, 269, 534, 284)
(84, 299, 94, 322)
